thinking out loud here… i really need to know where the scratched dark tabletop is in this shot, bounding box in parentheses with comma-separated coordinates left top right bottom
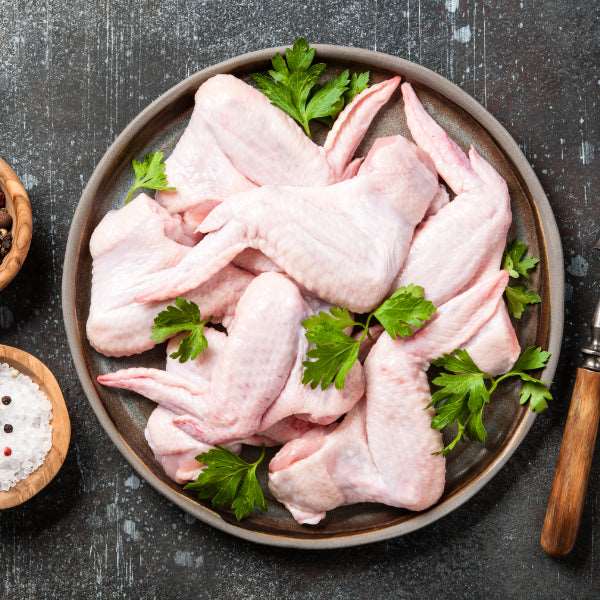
(0, 1, 599, 598)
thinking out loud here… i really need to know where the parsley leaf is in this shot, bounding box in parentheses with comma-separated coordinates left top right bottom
(124, 151, 174, 204)
(502, 239, 541, 319)
(184, 447, 267, 521)
(374, 284, 436, 339)
(505, 285, 542, 319)
(519, 381, 552, 413)
(322, 71, 371, 123)
(252, 38, 368, 137)
(430, 346, 552, 455)
(503, 239, 540, 279)
(302, 286, 436, 390)
(302, 306, 357, 337)
(430, 350, 490, 454)
(511, 345, 552, 371)
(345, 71, 370, 103)
(501, 346, 552, 414)
(151, 297, 209, 362)
(305, 69, 351, 121)
(282, 37, 315, 72)
(302, 307, 360, 390)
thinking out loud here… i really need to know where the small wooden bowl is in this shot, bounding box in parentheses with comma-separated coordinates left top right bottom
(0, 158, 32, 291)
(0, 345, 70, 509)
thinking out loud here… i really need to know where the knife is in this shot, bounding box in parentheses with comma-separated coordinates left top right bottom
(541, 239, 600, 556)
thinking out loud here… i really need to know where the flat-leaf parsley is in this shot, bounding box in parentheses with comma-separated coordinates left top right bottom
(184, 447, 267, 521)
(151, 297, 209, 362)
(502, 239, 541, 319)
(124, 150, 174, 204)
(430, 346, 552, 455)
(251, 38, 369, 137)
(302, 286, 436, 390)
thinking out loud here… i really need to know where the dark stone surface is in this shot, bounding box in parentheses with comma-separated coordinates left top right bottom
(0, 1, 598, 598)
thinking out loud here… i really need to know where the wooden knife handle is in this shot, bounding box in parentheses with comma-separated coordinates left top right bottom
(541, 367, 600, 556)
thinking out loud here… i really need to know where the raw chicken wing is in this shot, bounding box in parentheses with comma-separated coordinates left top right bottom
(269, 270, 508, 524)
(86, 194, 253, 357)
(99, 274, 364, 446)
(395, 83, 519, 374)
(135, 135, 439, 313)
(157, 74, 399, 215)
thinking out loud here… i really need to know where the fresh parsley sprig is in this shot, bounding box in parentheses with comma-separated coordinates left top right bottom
(302, 285, 437, 390)
(184, 447, 267, 521)
(505, 285, 542, 319)
(151, 297, 209, 362)
(503, 239, 540, 279)
(345, 71, 370, 104)
(323, 70, 371, 124)
(302, 307, 361, 390)
(373, 284, 437, 339)
(430, 346, 552, 455)
(251, 38, 369, 137)
(124, 150, 174, 204)
(502, 239, 541, 319)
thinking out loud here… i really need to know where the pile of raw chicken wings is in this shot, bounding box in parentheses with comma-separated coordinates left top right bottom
(88, 73, 518, 524)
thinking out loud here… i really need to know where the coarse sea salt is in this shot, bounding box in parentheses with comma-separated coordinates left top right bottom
(0, 363, 53, 491)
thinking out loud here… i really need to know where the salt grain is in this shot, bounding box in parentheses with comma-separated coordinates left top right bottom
(0, 363, 53, 491)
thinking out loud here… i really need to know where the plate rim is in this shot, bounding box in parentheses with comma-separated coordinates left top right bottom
(61, 44, 564, 549)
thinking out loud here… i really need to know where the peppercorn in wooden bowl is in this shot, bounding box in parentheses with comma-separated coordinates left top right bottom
(0, 158, 32, 291)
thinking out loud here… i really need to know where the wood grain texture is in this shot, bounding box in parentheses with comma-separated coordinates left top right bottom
(0, 344, 70, 509)
(0, 159, 32, 291)
(541, 368, 600, 556)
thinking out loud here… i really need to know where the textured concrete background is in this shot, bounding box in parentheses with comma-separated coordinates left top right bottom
(0, 1, 599, 598)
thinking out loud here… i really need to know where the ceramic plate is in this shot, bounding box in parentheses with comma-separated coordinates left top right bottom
(62, 45, 563, 548)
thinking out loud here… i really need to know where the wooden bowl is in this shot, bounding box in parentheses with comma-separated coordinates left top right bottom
(62, 46, 564, 547)
(0, 158, 32, 291)
(0, 345, 70, 509)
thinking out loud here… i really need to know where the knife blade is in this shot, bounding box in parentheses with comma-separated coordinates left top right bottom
(541, 240, 600, 556)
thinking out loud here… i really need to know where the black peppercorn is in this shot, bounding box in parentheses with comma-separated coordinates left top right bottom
(0, 208, 12, 230)
(3, 424, 12, 433)
(1, 396, 11, 405)
(0, 230, 11, 260)
(0, 231, 11, 249)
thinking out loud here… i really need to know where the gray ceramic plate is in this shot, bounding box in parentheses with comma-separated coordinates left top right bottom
(62, 45, 564, 548)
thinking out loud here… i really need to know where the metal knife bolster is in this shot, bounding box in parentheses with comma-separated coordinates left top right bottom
(582, 300, 600, 371)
